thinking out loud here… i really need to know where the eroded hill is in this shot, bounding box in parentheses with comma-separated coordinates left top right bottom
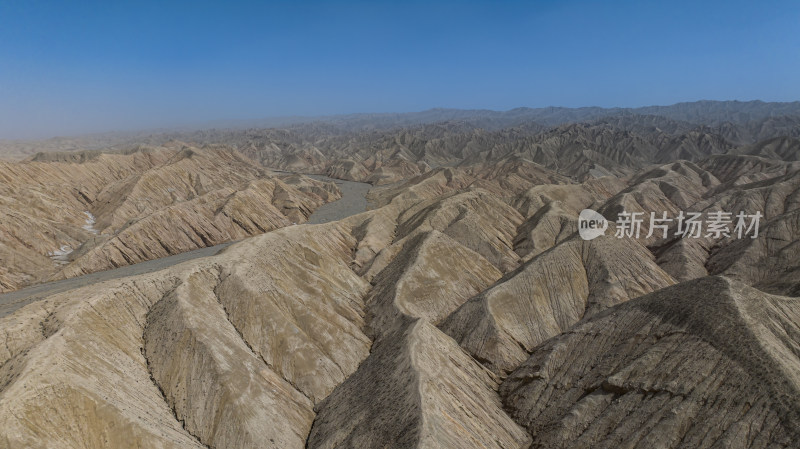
(1, 101, 800, 448)
(0, 143, 340, 293)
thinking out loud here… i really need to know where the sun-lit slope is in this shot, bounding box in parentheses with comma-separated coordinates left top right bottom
(143, 268, 316, 449)
(364, 230, 502, 340)
(55, 176, 329, 279)
(393, 188, 524, 272)
(0, 221, 371, 448)
(213, 226, 372, 403)
(441, 231, 675, 375)
(0, 144, 339, 293)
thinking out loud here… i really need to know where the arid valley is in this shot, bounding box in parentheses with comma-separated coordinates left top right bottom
(0, 101, 799, 448)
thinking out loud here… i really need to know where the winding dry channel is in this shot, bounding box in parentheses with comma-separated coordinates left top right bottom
(0, 174, 372, 318)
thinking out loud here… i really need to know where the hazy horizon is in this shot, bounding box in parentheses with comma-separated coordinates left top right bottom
(3, 99, 800, 142)
(2, 0, 799, 139)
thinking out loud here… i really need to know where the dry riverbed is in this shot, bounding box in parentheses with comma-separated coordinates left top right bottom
(0, 173, 372, 317)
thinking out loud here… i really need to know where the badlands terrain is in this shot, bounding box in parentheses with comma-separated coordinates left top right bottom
(0, 100, 799, 448)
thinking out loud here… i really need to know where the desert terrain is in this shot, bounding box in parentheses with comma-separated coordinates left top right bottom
(0, 100, 799, 448)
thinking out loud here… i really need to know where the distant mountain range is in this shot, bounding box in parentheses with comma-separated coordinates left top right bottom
(2, 100, 800, 158)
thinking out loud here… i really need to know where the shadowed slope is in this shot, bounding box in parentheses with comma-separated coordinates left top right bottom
(501, 277, 800, 449)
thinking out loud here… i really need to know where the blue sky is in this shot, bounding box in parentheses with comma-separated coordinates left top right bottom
(1, 0, 799, 138)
